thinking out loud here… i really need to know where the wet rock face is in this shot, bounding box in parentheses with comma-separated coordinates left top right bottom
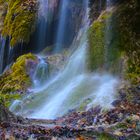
(47, 53, 67, 76)
(89, 0, 128, 22)
(26, 58, 38, 78)
(89, 0, 106, 22)
(61, 0, 87, 47)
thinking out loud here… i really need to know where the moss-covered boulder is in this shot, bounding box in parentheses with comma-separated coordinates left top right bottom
(0, 53, 37, 106)
(1, 0, 38, 46)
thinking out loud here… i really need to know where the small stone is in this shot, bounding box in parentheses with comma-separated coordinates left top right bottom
(127, 128, 133, 133)
(132, 123, 136, 129)
(131, 115, 140, 121)
(76, 136, 85, 140)
(112, 100, 121, 106)
(119, 136, 126, 140)
(51, 137, 57, 140)
(136, 122, 140, 131)
(98, 127, 104, 132)
(113, 130, 123, 136)
(93, 116, 97, 124)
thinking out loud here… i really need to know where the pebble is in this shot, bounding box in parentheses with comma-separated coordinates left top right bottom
(113, 130, 123, 136)
(126, 128, 133, 133)
(131, 115, 140, 121)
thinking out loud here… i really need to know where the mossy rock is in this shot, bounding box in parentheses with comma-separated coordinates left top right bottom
(0, 53, 37, 107)
(88, 0, 140, 84)
(88, 9, 122, 74)
(1, 0, 38, 46)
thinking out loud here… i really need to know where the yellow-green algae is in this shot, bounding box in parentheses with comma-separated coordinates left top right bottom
(0, 53, 36, 106)
(1, 0, 38, 46)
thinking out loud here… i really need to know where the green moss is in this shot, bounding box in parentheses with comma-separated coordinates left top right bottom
(0, 0, 8, 32)
(112, 122, 128, 130)
(88, 10, 121, 73)
(88, 12, 106, 70)
(2, 0, 38, 46)
(0, 93, 20, 107)
(0, 53, 36, 106)
(82, 130, 116, 140)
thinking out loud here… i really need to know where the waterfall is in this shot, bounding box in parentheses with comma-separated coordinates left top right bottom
(36, 0, 48, 51)
(104, 0, 113, 70)
(54, 0, 89, 52)
(32, 56, 49, 87)
(0, 36, 11, 74)
(39, 0, 58, 21)
(35, 0, 58, 51)
(107, 0, 112, 8)
(10, 0, 119, 120)
(54, 0, 68, 52)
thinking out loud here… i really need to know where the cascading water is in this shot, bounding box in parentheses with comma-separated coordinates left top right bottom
(104, 0, 114, 70)
(32, 56, 49, 87)
(10, 0, 119, 120)
(0, 36, 11, 74)
(0, 37, 6, 73)
(107, 0, 112, 8)
(54, 0, 68, 52)
(35, 0, 58, 51)
(39, 0, 58, 21)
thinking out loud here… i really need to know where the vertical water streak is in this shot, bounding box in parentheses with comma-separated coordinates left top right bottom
(39, 0, 58, 21)
(0, 36, 6, 73)
(104, 0, 112, 70)
(36, 0, 58, 51)
(33, 56, 49, 88)
(54, 0, 68, 52)
(0, 36, 11, 74)
(39, 0, 49, 20)
(106, 0, 112, 8)
(36, 0, 48, 51)
(99, 0, 102, 12)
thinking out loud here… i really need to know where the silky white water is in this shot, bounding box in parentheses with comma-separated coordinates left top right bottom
(32, 56, 49, 88)
(38, 0, 58, 20)
(0, 36, 6, 73)
(54, 0, 68, 52)
(10, 0, 119, 119)
(10, 41, 119, 119)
